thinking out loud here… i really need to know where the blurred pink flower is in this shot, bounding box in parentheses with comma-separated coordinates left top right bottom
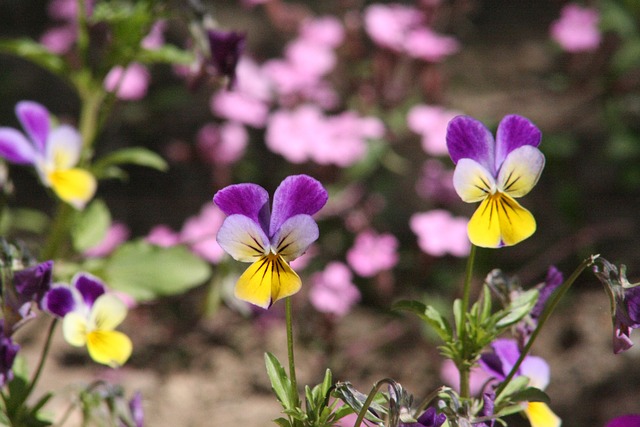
(410, 210, 470, 257)
(300, 16, 345, 48)
(550, 3, 601, 53)
(309, 262, 361, 317)
(235, 57, 273, 103)
(415, 159, 457, 203)
(408, 105, 461, 155)
(145, 225, 180, 247)
(196, 122, 248, 165)
(210, 91, 269, 128)
(83, 223, 130, 258)
(404, 27, 460, 62)
(141, 20, 166, 50)
(346, 230, 399, 277)
(364, 3, 423, 51)
(180, 203, 226, 264)
(440, 359, 492, 396)
(266, 106, 383, 167)
(104, 63, 150, 100)
(40, 25, 78, 54)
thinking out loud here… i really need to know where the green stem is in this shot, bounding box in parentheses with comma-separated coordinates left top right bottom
(495, 255, 598, 398)
(41, 202, 73, 261)
(284, 297, 299, 407)
(22, 319, 58, 405)
(354, 379, 394, 427)
(458, 244, 477, 399)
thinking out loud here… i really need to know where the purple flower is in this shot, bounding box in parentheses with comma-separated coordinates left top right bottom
(207, 30, 246, 87)
(214, 175, 328, 308)
(605, 415, 640, 427)
(593, 260, 640, 354)
(0, 101, 96, 209)
(400, 407, 446, 427)
(129, 391, 144, 427)
(0, 321, 20, 387)
(479, 339, 561, 427)
(446, 115, 545, 248)
(3, 260, 53, 333)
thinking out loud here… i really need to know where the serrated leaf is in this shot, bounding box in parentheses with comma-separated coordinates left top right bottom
(93, 147, 168, 177)
(264, 352, 295, 411)
(0, 38, 66, 75)
(103, 240, 211, 301)
(71, 199, 111, 252)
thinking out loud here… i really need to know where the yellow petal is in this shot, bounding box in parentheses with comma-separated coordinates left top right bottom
(234, 254, 302, 309)
(87, 330, 133, 367)
(48, 168, 97, 209)
(467, 193, 536, 248)
(62, 312, 88, 347)
(525, 402, 562, 427)
(90, 294, 128, 331)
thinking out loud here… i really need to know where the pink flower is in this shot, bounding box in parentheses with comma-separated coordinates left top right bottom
(346, 230, 399, 277)
(196, 122, 248, 165)
(364, 3, 423, 51)
(550, 3, 601, 53)
(300, 16, 345, 48)
(179, 203, 226, 264)
(141, 20, 166, 50)
(440, 359, 492, 396)
(83, 223, 130, 258)
(408, 105, 462, 156)
(266, 105, 326, 163)
(210, 91, 269, 128)
(145, 225, 180, 247)
(410, 210, 470, 257)
(103, 63, 150, 100)
(40, 25, 78, 54)
(404, 27, 460, 62)
(235, 58, 273, 103)
(309, 262, 361, 317)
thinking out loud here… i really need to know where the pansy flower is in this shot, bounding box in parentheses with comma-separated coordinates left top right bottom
(446, 115, 545, 248)
(0, 101, 96, 209)
(479, 339, 561, 427)
(42, 273, 132, 367)
(214, 174, 328, 308)
(3, 260, 53, 333)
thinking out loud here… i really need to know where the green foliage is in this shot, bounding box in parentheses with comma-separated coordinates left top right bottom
(1, 357, 53, 427)
(102, 240, 212, 301)
(0, 38, 67, 76)
(71, 199, 111, 253)
(92, 147, 169, 180)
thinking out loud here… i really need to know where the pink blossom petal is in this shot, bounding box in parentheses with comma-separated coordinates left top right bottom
(410, 210, 470, 257)
(104, 63, 150, 101)
(346, 230, 399, 277)
(309, 262, 361, 317)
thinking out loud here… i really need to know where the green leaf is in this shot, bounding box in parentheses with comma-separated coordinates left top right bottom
(93, 147, 168, 178)
(495, 376, 529, 405)
(393, 300, 452, 341)
(71, 199, 111, 253)
(0, 208, 50, 235)
(0, 38, 66, 75)
(510, 387, 551, 404)
(495, 289, 538, 328)
(264, 352, 296, 411)
(103, 240, 211, 301)
(137, 45, 195, 65)
(272, 418, 292, 427)
(453, 298, 463, 339)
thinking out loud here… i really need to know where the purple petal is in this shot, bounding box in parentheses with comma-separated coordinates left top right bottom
(13, 260, 53, 307)
(207, 30, 246, 87)
(0, 324, 20, 388)
(42, 286, 77, 317)
(73, 273, 106, 307)
(625, 285, 640, 325)
(0, 128, 37, 164)
(531, 266, 563, 319)
(491, 338, 520, 370)
(269, 175, 328, 237)
(446, 115, 495, 173)
(479, 352, 506, 380)
(613, 322, 634, 354)
(213, 183, 270, 233)
(494, 115, 541, 171)
(605, 414, 640, 427)
(15, 101, 50, 153)
(519, 355, 550, 389)
(129, 391, 145, 427)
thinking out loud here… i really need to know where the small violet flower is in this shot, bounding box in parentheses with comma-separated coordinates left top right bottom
(3, 260, 54, 333)
(479, 339, 561, 427)
(400, 407, 446, 427)
(0, 321, 20, 388)
(207, 30, 246, 88)
(446, 115, 545, 248)
(550, 3, 601, 53)
(605, 415, 640, 427)
(214, 175, 328, 308)
(309, 262, 361, 317)
(43, 273, 132, 367)
(593, 260, 640, 354)
(0, 101, 97, 209)
(346, 230, 399, 277)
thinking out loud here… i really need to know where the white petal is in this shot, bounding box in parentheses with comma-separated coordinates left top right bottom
(216, 214, 270, 262)
(453, 158, 496, 203)
(90, 294, 128, 331)
(497, 146, 545, 198)
(46, 125, 83, 170)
